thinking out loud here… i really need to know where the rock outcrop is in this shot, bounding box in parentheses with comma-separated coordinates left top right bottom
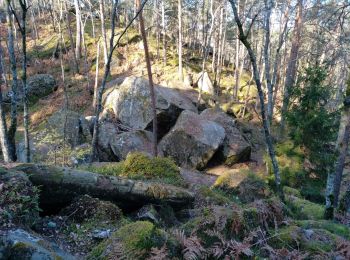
(110, 130, 153, 161)
(159, 110, 225, 169)
(201, 108, 251, 165)
(102, 76, 197, 138)
(0, 229, 75, 260)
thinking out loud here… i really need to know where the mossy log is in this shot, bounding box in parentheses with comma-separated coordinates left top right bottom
(12, 164, 194, 210)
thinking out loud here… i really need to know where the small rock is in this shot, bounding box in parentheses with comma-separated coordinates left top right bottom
(304, 229, 314, 240)
(137, 205, 160, 224)
(47, 221, 57, 229)
(92, 229, 111, 240)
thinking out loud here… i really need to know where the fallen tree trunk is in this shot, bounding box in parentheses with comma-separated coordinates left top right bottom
(11, 164, 194, 211)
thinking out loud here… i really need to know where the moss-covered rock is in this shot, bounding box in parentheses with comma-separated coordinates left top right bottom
(196, 186, 232, 205)
(285, 194, 324, 220)
(0, 229, 74, 260)
(295, 220, 350, 240)
(88, 221, 164, 259)
(270, 225, 340, 253)
(82, 152, 186, 187)
(283, 186, 302, 198)
(213, 169, 269, 203)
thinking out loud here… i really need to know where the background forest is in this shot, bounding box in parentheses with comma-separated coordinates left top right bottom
(1, 0, 350, 259)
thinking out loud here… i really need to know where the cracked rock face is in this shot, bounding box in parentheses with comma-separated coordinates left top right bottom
(159, 110, 225, 169)
(201, 108, 251, 165)
(102, 76, 197, 138)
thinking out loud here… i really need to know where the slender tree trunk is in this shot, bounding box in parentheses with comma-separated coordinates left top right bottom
(234, 1, 240, 100)
(264, 0, 273, 125)
(178, 0, 183, 81)
(161, 0, 167, 65)
(271, 0, 290, 117)
(137, 0, 157, 156)
(0, 42, 12, 163)
(280, 0, 303, 135)
(100, 0, 108, 65)
(93, 40, 101, 109)
(64, 1, 79, 74)
(229, 0, 284, 200)
(5, 0, 18, 161)
(21, 2, 30, 163)
(74, 0, 82, 61)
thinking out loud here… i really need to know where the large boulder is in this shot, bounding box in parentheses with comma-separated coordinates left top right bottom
(159, 110, 225, 169)
(27, 74, 57, 101)
(110, 130, 153, 161)
(0, 229, 75, 260)
(102, 76, 197, 138)
(46, 109, 91, 147)
(201, 108, 251, 165)
(196, 71, 215, 95)
(97, 121, 121, 161)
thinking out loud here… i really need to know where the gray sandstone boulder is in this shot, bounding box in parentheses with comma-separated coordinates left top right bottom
(102, 76, 197, 138)
(159, 110, 225, 169)
(201, 108, 251, 165)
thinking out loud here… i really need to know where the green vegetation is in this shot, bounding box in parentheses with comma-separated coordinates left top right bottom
(287, 66, 340, 175)
(285, 193, 324, 220)
(88, 221, 163, 259)
(82, 152, 186, 187)
(213, 169, 269, 203)
(0, 171, 40, 227)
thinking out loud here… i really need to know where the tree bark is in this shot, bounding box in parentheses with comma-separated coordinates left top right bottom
(161, 0, 167, 65)
(229, 0, 284, 200)
(324, 94, 350, 219)
(12, 164, 194, 209)
(280, 0, 303, 135)
(74, 0, 82, 61)
(5, 0, 18, 161)
(264, 0, 273, 125)
(178, 0, 183, 81)
(64, 1, 79, 74)
(100, 0, 108, 65)
(0, 42, 12, 163)
(136, 0, 158, 157)
(93, 39, 101, 109)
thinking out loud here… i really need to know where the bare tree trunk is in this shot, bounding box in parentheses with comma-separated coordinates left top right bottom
(0, 42, 12, 163)
(234, 1, 240, 100)
(64, 2, 79, 74)
(271, 0, 290, 117)
(178, 0, 183, 81)
(11, 0, 30, 162)
(5, 0, 18, 161)
(93, 40, 101, 109)
(229, 0, 284, 200)
(280, 0, 303, 135)
(161, 0, 167, 65)
(137, 0, 157, 156)
(74, 0, 82, 61)
(264, 0, 273, 125)
(100, 0, 108, 65)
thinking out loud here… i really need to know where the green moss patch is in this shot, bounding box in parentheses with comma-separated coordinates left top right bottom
(285, 194, 324, 220)
(82, 152, 185, 187)
(295, 220, 350, 240)
(213, 170, 269, 203)
(88, 221, 164, 259)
